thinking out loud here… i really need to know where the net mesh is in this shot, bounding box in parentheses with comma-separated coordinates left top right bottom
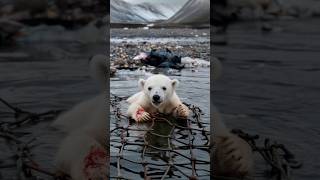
(0, 96, 302, 180)
(110, 94, 211, 179)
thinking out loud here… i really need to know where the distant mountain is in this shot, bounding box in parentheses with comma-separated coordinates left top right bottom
(165, 0, 210, 24)
(110, 0, 183, 23)
(110, 0, 147, 23)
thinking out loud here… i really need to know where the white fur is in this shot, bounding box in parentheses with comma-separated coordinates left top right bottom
(52, 55, 108, 180)
(127, 74, 189, 121)
(213, 110, 254, 177)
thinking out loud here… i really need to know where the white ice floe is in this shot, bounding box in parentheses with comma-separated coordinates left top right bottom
(181, 57, 210, 68)
(115, 67, 154, 78)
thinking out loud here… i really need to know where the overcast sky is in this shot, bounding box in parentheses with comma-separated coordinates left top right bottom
(123, 0, 188, 6)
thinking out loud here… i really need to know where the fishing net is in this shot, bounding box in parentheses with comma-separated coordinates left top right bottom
(110, 94, 211, 179)
(0, 96, 301, 180)
(0, 98, 65, 179)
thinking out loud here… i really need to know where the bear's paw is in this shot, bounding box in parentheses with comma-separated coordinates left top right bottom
(215, 134, 253, 177)
(135, 107, 151, 122)
(175, 104, 190, 119)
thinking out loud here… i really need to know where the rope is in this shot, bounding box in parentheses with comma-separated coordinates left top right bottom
(0, 98, 68, 180)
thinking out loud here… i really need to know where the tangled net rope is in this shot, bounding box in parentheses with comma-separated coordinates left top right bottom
(0, 98, 69, 179)
(110, 94, 211, 179)
(229, 129, 302, 180)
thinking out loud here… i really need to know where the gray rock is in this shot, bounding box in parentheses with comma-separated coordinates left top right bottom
(0, 18, 23, 34)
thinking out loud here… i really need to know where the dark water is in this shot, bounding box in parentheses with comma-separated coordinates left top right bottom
(214, 19, 320, 179)
(0, 42, 106, 179)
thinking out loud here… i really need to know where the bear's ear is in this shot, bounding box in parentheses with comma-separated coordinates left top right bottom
(138, 79, 145, 90)
(171, 79, 179, 89)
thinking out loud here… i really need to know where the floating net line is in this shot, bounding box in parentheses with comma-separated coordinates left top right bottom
(110, 94, 211, 179)
(0, 98, 70, 180)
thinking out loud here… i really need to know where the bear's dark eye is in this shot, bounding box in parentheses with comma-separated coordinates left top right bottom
(148, 87, 152, 91)
(162, 87, 166, 91)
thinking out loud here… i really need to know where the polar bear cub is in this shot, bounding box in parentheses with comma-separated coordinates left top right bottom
(127, 74, 189, 122)
(52, 55, 108, 180)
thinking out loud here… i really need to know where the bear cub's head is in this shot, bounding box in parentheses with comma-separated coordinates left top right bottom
(139, 74, 178, 108)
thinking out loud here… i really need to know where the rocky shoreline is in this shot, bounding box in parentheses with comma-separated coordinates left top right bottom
(110, 28, 210, 74)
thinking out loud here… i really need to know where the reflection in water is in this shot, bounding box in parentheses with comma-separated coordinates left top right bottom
(137, 118, 188, 160)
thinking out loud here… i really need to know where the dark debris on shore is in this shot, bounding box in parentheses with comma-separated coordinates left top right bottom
(110, 40, 210, 71)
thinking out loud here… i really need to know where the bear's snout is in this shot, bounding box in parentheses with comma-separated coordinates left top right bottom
(152, 95, 161, 102)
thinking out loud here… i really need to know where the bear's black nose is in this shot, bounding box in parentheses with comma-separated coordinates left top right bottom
(153, 95, 160, 102)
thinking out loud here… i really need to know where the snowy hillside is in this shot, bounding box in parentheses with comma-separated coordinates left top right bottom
(110, 0, 183, 23)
